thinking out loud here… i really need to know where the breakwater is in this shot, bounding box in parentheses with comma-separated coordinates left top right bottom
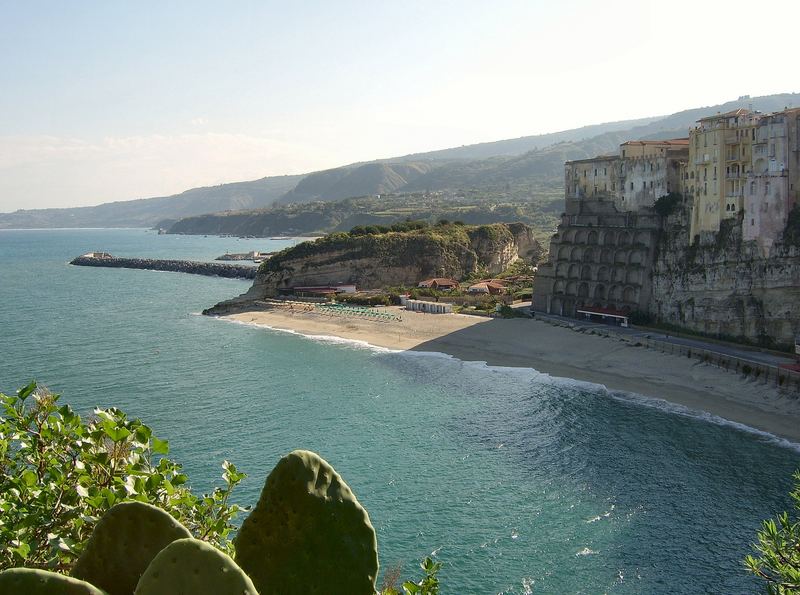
(70, 255, 256, 279)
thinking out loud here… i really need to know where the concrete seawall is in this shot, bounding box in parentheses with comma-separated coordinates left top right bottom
(70, 256, 257, 279)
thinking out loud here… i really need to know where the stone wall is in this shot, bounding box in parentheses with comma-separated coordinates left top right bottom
(70, 256, 256, 279)
(532, 199, 659, 316)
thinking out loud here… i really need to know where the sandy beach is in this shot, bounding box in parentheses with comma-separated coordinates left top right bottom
(222, 304, 800, 443)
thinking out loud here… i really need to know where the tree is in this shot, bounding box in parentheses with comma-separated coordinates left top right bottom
(0, 382, 246, 572)
(745, 471, 800, 594)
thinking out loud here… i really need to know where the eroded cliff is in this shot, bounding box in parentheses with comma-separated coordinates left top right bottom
(207, 223, 541, 309)
(650, 211, 800, 348)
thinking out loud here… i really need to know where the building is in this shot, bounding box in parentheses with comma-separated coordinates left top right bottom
(405, 299, 453, 314)
(534, 138, 683, 317)
(687, 109, 759, 240)
(565, 139, 688, 212)
(467, 281, 507, 295)
(417, 278, 460, 290)
(687, 107, 800, 250)
(743, 108, 800, 254)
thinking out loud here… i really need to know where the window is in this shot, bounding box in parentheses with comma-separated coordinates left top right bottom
(630, 182, 634, 190)
(594, 169, 597, 177)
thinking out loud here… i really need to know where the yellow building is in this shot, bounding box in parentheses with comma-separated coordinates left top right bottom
(687, 109, 759, 240)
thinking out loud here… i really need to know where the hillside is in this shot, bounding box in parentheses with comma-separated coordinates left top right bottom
(3, 92, 798, 229)
(166, 192, 564, 243)
(0, 175, 302, 229)
(278, 162, 437, 204)
(207, 222, 543, 309)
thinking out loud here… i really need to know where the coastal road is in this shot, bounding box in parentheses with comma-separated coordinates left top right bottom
(530, 310, 796, 368)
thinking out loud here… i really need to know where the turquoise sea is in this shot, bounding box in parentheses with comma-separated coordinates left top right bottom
(1, 228, 798, 594)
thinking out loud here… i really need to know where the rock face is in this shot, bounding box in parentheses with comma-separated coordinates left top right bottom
(220, 223, 542, 304)
(70, 256, 256, 279)
(650, 211, 800, 348)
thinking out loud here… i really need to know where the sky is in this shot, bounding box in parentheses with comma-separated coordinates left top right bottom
(1, 0, 798, 212)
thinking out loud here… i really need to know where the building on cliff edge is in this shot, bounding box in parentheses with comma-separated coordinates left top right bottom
(533, 107, 800, 324)
(687, 108, 800, 254)
(532, 139, 688, 317)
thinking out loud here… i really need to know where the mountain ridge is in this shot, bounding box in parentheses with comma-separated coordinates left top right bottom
(2, 92, 797, 229)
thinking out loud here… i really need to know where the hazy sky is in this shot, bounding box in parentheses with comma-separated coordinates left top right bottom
(1, 0, 798, 211)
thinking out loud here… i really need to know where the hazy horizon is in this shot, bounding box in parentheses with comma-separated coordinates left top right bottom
(2, 0, 798, 212)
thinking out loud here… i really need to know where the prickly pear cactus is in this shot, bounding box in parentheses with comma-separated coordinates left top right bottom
(134, 538, 258, 595)
(71, 501, 191, 595)
(0, 568, 107, 595)
(234, 450, 378, 595)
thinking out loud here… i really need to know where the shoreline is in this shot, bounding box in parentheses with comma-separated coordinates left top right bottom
(218, 305, 800, 444)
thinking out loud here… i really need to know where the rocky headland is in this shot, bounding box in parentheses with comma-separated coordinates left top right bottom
(204, 222, 542, 314)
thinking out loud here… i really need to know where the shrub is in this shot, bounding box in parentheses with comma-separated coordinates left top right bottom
(745, 471, 800, 593)
(0, 382, 246, 572)
(654, 192, 683, 218)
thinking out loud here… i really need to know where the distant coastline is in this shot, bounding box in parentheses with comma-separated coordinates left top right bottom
(216, 304, 800, 444)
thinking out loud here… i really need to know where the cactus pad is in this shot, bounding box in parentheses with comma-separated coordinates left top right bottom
(0, 568, 107, 595)
(72, 501, 191, 595)
(134, 537, 258, 595)
(234, 449, 378, 594)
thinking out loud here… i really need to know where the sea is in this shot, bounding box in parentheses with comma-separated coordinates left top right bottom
(1, 228, 798, 594)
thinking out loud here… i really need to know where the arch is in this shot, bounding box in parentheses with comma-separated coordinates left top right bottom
(615, 249, 628, 265)
(563, 229, 576, 243)
(580, 265, 592, 280)
(587, 230, 598, 245)
(618, 231, 631, 246)
(596, 266, 610, 282)
(634, 231, 649, 245)
(565, 281, 577, 296)
(613, 268, 626, 283)
(558, 246, 571, 260)
(594, 284, 606, 300)
(555, 262, 568, 277)
(623, 286, 637, 303)
(608, 285, 622, 301)
(602, 230, 616, 246)
(600, 248, 613, 263)
(626, 269, 641, 285)
(629, 250, 644, 265)
(570, 246, 582, 261)
(553, 280, 565, 294)
(578, 282, 589, 298)
(568, 263, 580, 279)
(583, 247, 595, 263)
(575, 229, 588, 244)
(550, 297, 563, 315)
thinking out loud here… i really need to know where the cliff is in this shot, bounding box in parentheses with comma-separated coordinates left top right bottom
(206, 223, 542, 309)
(650, 210, 800, 349)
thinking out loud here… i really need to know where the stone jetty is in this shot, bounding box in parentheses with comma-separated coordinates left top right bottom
(70, 253, 256, 279)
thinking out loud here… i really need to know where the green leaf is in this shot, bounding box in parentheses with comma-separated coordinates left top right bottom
(152, 437, 169, 455)
(17, 381, 37, 401)
(21, 470, 38, 487)
(102, 421, 131, 442)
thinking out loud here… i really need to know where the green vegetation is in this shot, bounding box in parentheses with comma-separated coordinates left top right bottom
(260, 221, 528, 276)
(169, 190, 562, 244)
(745, 471, 800, 593)
(783, 205, 800, 248)
(1, 383, 443, 593)
(0, 382, 246, 571)
(653, 192, 683, 218)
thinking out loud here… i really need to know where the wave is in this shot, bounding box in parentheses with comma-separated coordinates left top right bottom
(208, 314, 800, 454)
